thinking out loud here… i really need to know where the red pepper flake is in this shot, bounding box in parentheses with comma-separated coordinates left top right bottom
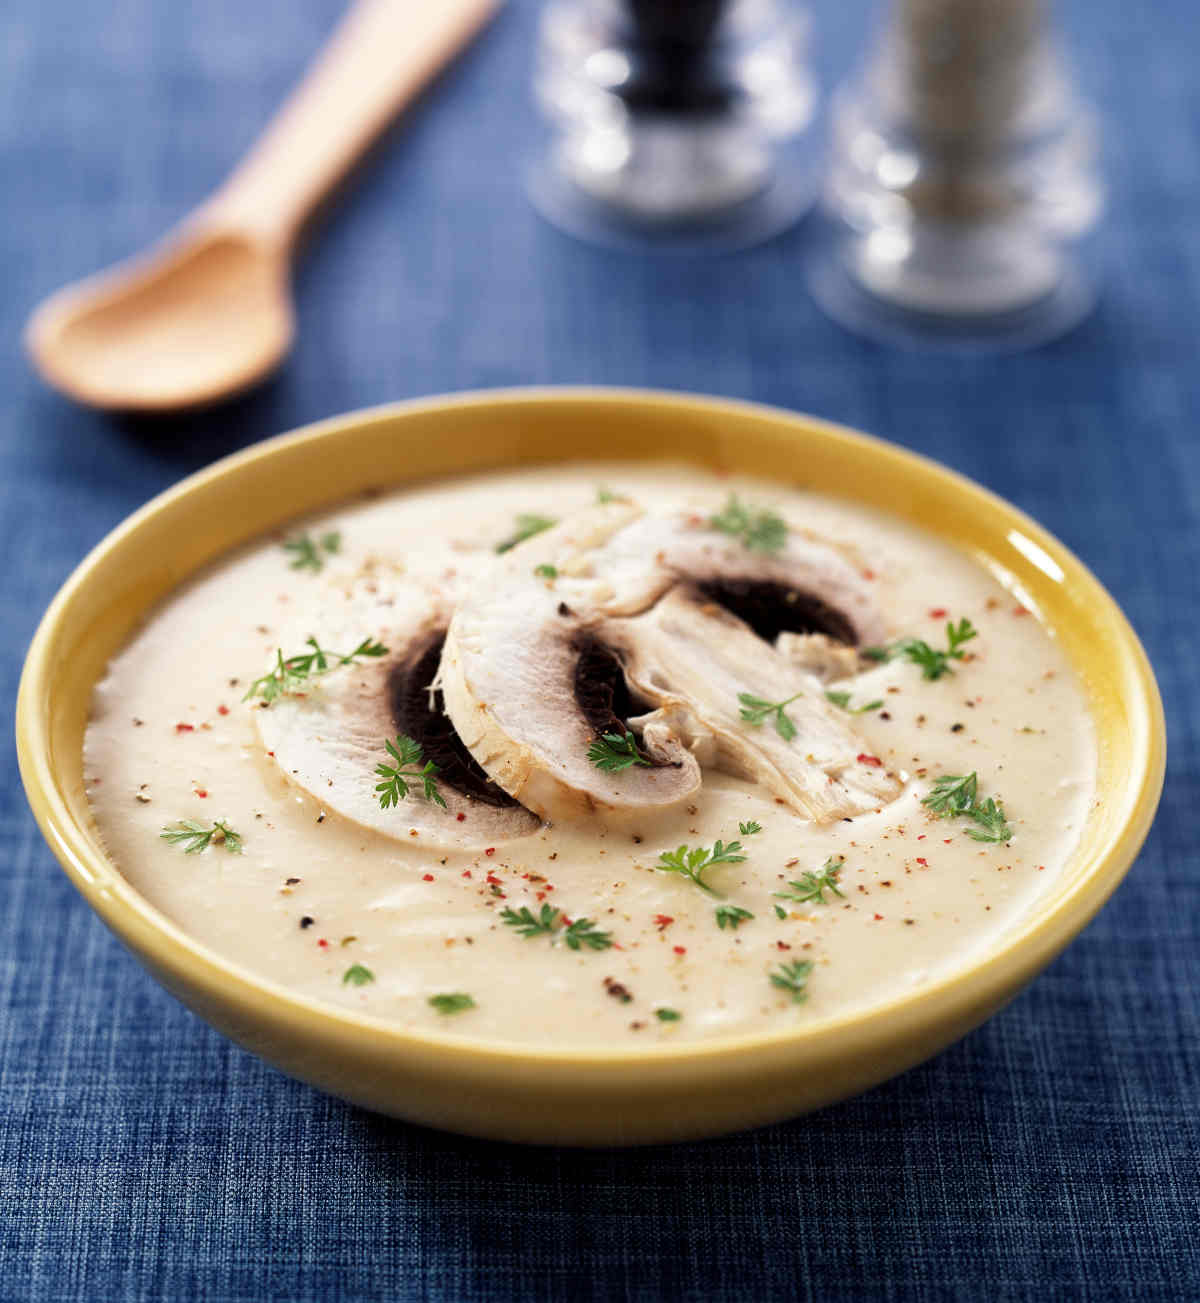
(195, 789, 208, 799)
(944, 838, 953, 844)
(486, 872, 503, 886)
(873, 913, 884, 920)
(422, 873, 434, 882)
(536, 891, 546, 902)
(862, 569, 876, 580)
(317, 938, 329, 948)
(266, 751, 275, 757)
(672, 945, 686, 956)
(174, 723, 194, 733)
(929, 607, 947, 619)
(857, 753, 883, 768)
(461, 870, 472, 879)
(456, 812, 466, 822)
(484, 847, 495, 857)
(775, 940, 791, 951)
(217, 705, 230, 716)
(917, 834, 926, 841)
(1038, 865, 1046, 872)
(544, 884, 556, 892)
(654, 914, 674, 931)
(916, 857, 928, 866)
(1013, 605, 1031, 616)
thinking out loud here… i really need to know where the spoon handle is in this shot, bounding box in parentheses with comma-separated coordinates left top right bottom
(204, 0, 500, 246)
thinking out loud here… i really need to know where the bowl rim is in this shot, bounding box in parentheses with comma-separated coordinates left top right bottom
(16, 386, 1167, 1071)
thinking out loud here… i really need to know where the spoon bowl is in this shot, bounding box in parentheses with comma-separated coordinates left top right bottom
(23, 0, 499, 412)
(25, 231, 294, 412)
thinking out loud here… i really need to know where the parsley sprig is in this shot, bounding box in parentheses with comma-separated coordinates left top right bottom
(496, 513, 556, 554)
(770, 959, 814, 1003)
(160, 818, 243, 854)
(342, 964, 375, 987)
(374, 734, 446, 810)
(500, 905, 614, 951)
(588, 730, 651, 772)
(863, 618, 977, 681)
(243, 636, 387, 704)
(922, 772, 1013, 842)
(655, 839, 747, 896)
(825, 690, 884, 714)
(708, 495, 788, 553)
(738, 691, 803, 741)
(283, 531, 341, 572)
(775, 856, 845, 906)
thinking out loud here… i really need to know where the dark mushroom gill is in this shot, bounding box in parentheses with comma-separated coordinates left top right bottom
(388, 632, 522, 808)
(694, 578, 859, 646)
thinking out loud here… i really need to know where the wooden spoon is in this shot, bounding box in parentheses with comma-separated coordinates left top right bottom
(25, 0, 499, 412)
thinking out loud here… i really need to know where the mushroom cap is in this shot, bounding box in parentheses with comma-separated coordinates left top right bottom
(254, 578, 540, 848)
(440, 502, 899, 823)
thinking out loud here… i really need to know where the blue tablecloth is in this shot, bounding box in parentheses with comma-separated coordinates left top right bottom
(2, 1, 1197, 1298)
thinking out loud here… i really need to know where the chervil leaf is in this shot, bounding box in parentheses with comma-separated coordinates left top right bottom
(160, 818, 243, 855)
(737, 691, 803, 741)
(243, 635, 388, 704)
(715, 904, 755, 931)
(501, 904, 561, 939)
(775, 856, 845, 906)
(738, 820, 763, 836)
(428, 992, 475, 1014)
(770, 959, 814, 1003)
(587, 730, 651, 772)
(655, 838, 747, 896)
(864, 618, 978, 681)
(342, 964, 375, 987)
(374, 734, 446, 810)
(708, 495, 788, 554)
(563, 917, 614, 951)
(922, 772, 1012, 843)
(825, 690, 884, 714)
(496, 513, 556, 554)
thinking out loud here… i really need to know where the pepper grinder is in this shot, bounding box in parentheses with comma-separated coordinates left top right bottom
(808, 0, 1103, 350)
(530, 0, 818, 253)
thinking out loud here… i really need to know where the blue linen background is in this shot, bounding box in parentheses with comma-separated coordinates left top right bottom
(2, 0, 1197, 1299)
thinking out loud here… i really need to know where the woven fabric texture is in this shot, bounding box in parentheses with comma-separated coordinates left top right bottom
(1, 0, 1197, 1299)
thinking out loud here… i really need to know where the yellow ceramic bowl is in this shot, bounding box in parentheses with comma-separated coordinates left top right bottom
(16, 389, 1165, 1146)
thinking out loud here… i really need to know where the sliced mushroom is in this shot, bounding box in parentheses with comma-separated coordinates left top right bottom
(612, 588, 901, 820)
(439, 503, 900, 822)
(254, 584, 540, 848)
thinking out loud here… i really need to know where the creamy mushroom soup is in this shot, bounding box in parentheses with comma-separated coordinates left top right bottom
(84, 465, 1096, 1046)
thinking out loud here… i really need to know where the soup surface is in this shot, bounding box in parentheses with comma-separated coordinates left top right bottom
(84, 465, 1096, 1047)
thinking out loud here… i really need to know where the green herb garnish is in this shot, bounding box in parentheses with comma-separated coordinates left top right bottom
(501, 904, 612, 950)
(738, 691, 803, 741)
(374, 734, 446, 810)
(160, 818, 243, 854)
(655, 1007, 683, 1022)
(770, 959, 814, 1003)
(863, 618, 977, 681)
(533, 563, 558, 579)
(587, 730, 651, 772)
(282, 531, 341, 573)
(709, 495, 788, 553)
(922, 772, 1012, 842)
(243, 636, 387, 704)
(774, 904, 788, 920)
(775, 856, 845, 906)
(563, 917, 615, 951)
(738, 820, 763, 836)
(428, 992, 475, 1015)
(496, 513, 556, 554)
(825, 690, 884, 714)
(655, 840, 747, 896)
(342, 964, 375, 987)
(715, 904, 755, 931)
